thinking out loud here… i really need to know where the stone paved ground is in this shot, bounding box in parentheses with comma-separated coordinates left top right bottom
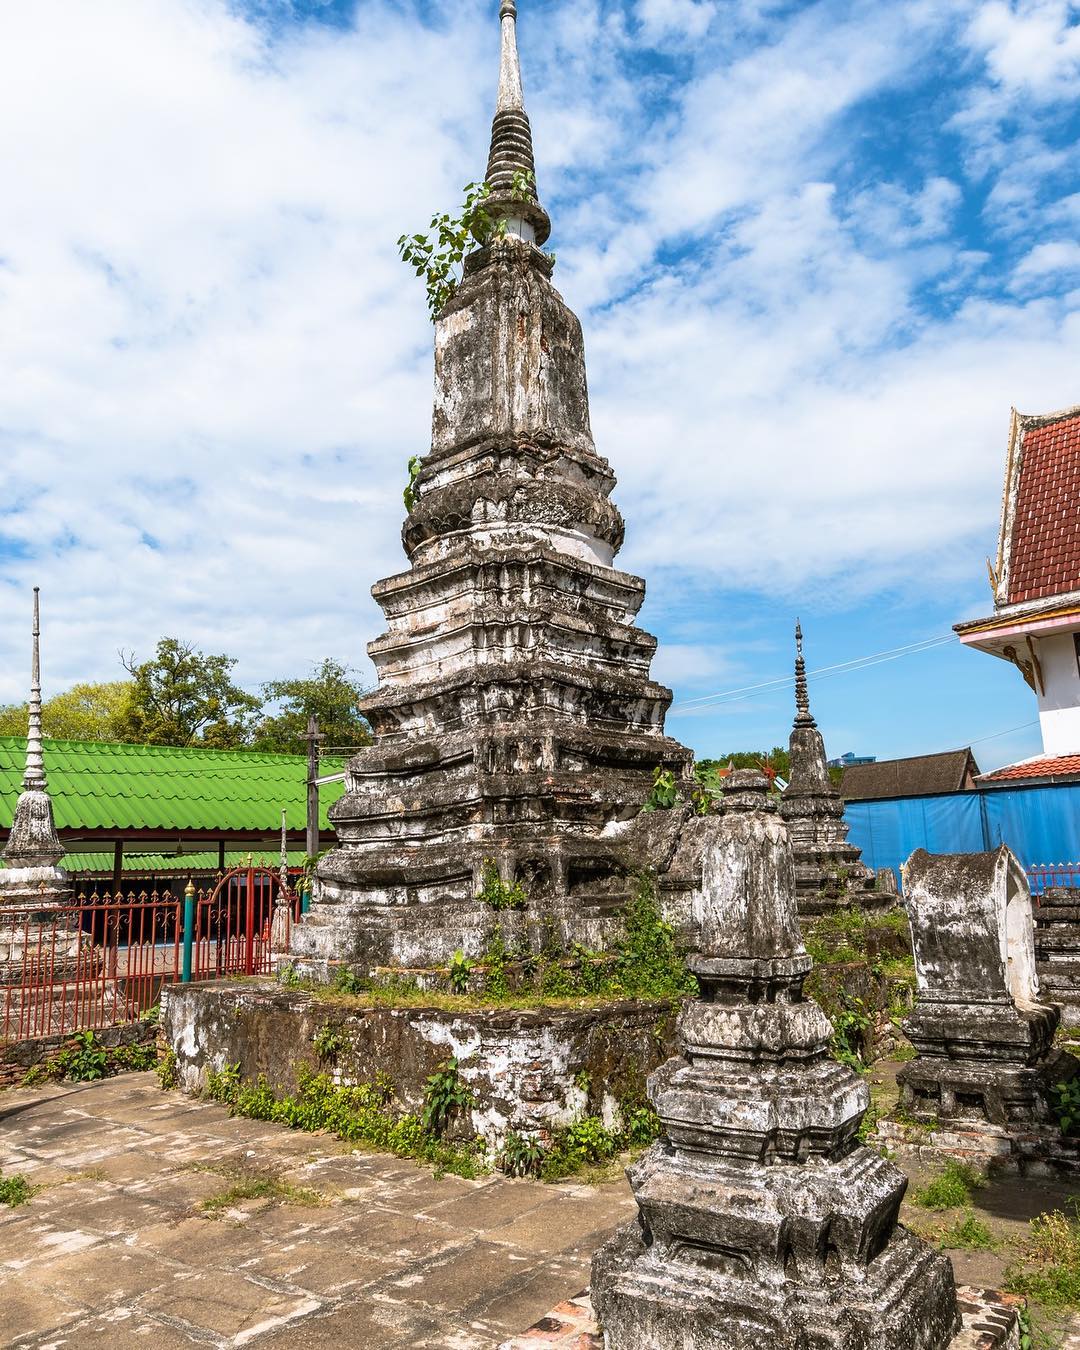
(1, 1072, 1078, 1349)
(0, 1074, 633, 1348)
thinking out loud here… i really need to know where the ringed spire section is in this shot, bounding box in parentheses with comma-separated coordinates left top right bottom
(485, 0, 550, 245)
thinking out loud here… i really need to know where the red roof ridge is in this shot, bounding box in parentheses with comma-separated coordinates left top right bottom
(979, 753, 1080, 782)
(997, 403, 1080, 607)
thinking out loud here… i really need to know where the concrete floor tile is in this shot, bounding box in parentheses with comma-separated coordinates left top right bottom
(488, 1193, 631, 1257)
(0, 1284, 85, 1344)
(127, 1212, 265, 1267)
(21, 1243, 180, 1313)
(462, 1255, 593, 1334)
(236, 1240, 394, 1296)
(419, 1178, 550, 1233)
(253, 1298, 439, 1348)
(137, 1270, 324, 1340)
(15, 1306, 208, 1348)
(381, 1238, 536, 1313)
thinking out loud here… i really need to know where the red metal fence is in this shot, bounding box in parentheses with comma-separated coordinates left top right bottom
(0, 866, 301, 1043)
(1027, 863, 1080, 896)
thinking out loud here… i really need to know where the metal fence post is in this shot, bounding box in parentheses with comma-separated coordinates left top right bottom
(182, 880, 195, 983)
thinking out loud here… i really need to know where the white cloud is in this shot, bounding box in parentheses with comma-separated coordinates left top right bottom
(0, 0, 1078, 717)
(636, 0, 714, 42)
(1012, 238, 1080, 285)
(967, 0, 1080, 97)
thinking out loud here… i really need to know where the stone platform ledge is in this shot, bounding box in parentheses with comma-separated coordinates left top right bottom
(876, 1117, 1080, 1178)
(162, 978, 679, 1152)
(499, 1286, 1023, 1349)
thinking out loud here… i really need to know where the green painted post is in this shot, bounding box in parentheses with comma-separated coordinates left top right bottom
(181, 879, 195, 982)
(301, 879, 312, 915)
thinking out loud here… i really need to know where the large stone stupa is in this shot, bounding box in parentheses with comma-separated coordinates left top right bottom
(290, 0, 694, 977)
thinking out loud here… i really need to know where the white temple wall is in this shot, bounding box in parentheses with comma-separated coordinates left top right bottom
(1035, 629, 1080, 755)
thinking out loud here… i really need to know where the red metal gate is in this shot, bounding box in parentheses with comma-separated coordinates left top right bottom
(192, 864, 300, 979)
(1, 867, 301, 1041)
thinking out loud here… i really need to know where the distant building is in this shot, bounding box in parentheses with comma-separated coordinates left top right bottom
(827, 751, 877, 769)
(955, 403, 1080, 782)
(0, 737, 345, 892)
(841, 749, 980, 802)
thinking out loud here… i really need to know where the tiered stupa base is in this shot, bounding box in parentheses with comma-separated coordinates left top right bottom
(288, 805, 701, 979)
(1035, 887, 1080, 1027)
(591, 773, 960, 1350)
(594, 1195, 957, 1350)
(885, 855, 1080, 1175)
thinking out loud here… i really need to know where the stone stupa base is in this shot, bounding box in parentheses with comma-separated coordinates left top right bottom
(591, 1144, 961, 1350)
(875, 1115, 1080, 1179)
(499, 1285, 1023, 1350)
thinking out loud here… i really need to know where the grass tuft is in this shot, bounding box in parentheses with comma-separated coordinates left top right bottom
(1005, 1203, 1080, 1311)
(0, 1173, 35, 1207)
(197, 1169, 323, 1215)
(911, 1159, 985, 1210)
(936, 1210, 997, 1251)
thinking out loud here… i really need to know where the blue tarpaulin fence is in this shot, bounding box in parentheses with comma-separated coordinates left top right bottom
(844, 784, 1080, 885)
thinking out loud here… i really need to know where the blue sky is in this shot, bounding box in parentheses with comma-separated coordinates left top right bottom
(1, 0, 1079, 769)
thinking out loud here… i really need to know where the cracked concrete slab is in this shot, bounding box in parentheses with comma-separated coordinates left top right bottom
(0, 1073, 632, 1347)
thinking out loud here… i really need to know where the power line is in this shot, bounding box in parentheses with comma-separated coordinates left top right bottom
(670, 633, 957, 713)
(947, 720, 1039, 752)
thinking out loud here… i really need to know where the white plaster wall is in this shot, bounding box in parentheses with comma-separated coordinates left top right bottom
(1035, 631, 1080, 755)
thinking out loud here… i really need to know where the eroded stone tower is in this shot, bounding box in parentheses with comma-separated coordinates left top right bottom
(886, 846, 1079, 1172)
(1, 588, 71, 912)
(592, 771, 960, 1350)
(780, 623, 885, 913)
(291, 1, 692, 976)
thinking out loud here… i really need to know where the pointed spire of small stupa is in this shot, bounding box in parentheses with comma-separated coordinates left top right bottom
(484, 1, 551, 246)
(794, 619, 815, 728)
(496, 0, 524, 113)
(23, 587, 47, 792)
(3, 587, 64, 869)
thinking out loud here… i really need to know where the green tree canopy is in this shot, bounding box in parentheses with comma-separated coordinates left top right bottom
(697, 747, 791, 780)
(697, 748, 843, 786)
(117, 638, 261, 748)
(252, 659, 371, 755)
(0, 681, 135, 742)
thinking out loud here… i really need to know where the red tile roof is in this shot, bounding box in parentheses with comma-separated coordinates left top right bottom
(1007, 410, 1080, 604)
(980, 754, 1080, 782)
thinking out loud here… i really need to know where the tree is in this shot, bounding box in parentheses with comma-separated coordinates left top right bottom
(117, 639, 261, 748)
(0, 681, 135, 742)
(252, 659, 371, 755)
(698, 747, 792, 780)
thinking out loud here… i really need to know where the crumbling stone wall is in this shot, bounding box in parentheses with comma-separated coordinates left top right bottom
(0, 1020, 156, 1088)
(1034, 886, 1080, 1027)
(163, 980, 678, 1151)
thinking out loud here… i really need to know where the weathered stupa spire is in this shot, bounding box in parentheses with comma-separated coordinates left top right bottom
(781, 621, 883, 912)
(794, 618, 813, 725)
(23, 588, 47, 791)
(485, 0, 550, 245)
(3, 587, 65, 875)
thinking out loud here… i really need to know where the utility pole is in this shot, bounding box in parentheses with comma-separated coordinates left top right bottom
(303, 715, 324, 861)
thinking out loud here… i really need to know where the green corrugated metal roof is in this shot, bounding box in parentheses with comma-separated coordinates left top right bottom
(63, 848, 310, 877)
(0, 737, 346, 835)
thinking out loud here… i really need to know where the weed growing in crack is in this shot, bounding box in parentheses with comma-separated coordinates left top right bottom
(912, 1160, 986, 1210)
